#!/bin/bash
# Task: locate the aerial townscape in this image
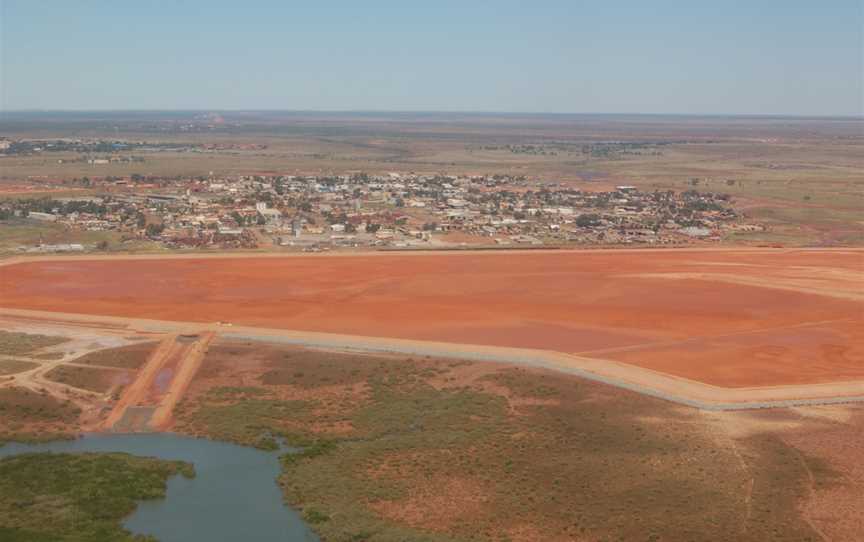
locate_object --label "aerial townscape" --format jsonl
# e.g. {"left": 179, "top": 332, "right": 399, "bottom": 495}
{"left": 1, "top": 3, "right": 862, "bottom": 542}
{"left": 2, "top": 143, "right": 758, "bottom": 254}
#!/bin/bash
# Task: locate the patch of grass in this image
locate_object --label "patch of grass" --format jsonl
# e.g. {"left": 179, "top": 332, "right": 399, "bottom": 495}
{"left": 487, "top": 369, "right": 562, "bottom": 398}
{"left": 0, "top": 388, "right": 81, "bottom": 444}
{"left": 736, "top": 433, "right": 835, "bottom": 537}
{"left": 801, "top": 452, "right": 845, "bottom": 491}
{"left": 206, "top": 386, "right": 272, "bottom": 399}
{"left": 280, "top": 439, "right": 338, "bottom": 468}
{"left": 0, "top": 452, "right": 194, "bottom": 541}
{"left": 0, "top": 218, "right": 125, "bottom": 253}
{"left": 0, "top": 359, "right": 38, "bottom": 376}
{"left": 303, "top": 508, "right": 331, "bottom": 525}
{"left": 278, "top": 384, "right": 509, "bottom": 541}
{"left": 256, "top": 436, "right": 280, "bottom": 451}
{"left": 0, "top": 387, "right": 80, "bottom": 425}
{"left": 0, "top": 331, "right": 68, "bottom": 357}
{"left": 261, "top": 350, "right": 403, "bottom": 388}
{"left": 0, "top": 433, "right": 77, "bottom": 448}
{"left": 72, "top": 342, "right": 157, "bottom": 369}
{"left": 43, "top": 365, "right": 120, "bottom": 393}
{"left": 176, "top": 396, "right": 311, "bottom": 449}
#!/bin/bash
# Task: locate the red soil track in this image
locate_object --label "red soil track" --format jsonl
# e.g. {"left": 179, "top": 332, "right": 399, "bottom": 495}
{"left": 1, "top": 249, "right": 862, "bottom": 388}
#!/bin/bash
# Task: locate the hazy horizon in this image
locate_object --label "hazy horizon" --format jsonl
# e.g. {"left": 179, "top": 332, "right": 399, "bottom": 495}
{"left": 2, "top": 109, "right": 862, "bottom": 121}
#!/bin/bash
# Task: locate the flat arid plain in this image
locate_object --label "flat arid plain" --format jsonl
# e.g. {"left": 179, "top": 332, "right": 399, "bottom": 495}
{"left": 2, "top": 248, "right": 861, "bottom": 392}
{"left": 1, "top": 113, "right": 863, "bottom": 541}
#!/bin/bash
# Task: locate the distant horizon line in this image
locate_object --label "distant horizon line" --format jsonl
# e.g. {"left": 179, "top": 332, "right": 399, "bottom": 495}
{"left": 2, "top": 109, "right": 862, "bottom": 121}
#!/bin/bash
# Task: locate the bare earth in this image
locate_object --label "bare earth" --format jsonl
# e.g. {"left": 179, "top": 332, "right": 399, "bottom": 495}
{"left": 1, "top": 248, "right": 861, "bottom": 389}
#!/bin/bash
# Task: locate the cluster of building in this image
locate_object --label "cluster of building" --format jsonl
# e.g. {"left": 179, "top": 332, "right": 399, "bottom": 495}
{"left": 2, "top": 172, "right": 762, "bottom": 252}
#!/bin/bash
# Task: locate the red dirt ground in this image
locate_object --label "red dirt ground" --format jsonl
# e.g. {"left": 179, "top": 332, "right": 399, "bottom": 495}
{"left": 1, "top": 249, "right": 861, "bottom": 388}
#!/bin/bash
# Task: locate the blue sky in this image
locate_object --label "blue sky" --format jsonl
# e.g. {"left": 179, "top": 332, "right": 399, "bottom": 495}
{"left": 1, "top": 1, "right": 861, "bottom": 115}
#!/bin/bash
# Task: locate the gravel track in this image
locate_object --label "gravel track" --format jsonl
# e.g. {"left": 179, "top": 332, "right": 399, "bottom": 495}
{"left": 2, "top": 307, "right": 863, "bottom": 412}
{"left": 221, "top": 330, "right": 864, "bottom": 412}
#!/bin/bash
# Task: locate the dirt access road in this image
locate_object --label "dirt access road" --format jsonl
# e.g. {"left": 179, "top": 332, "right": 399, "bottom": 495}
{"left": 0, "top": 315, "right": 155, "bottom": 423}
{"left": 101, "top": 332, "right": 214, "bottom": 431}
{"left": 2, "top": 308, "right": 862, "bottom": 411}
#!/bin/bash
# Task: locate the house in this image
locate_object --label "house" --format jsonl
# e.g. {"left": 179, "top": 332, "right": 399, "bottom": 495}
{"left": 28, "top": 212, "right": 57, "bottom": 222}
{"left": 678, "top": 226, "right": 711, "bottom": 238}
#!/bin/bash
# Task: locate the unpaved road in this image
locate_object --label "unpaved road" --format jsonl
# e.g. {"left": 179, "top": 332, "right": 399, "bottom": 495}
{"left": 149, "top": 332, "right": 215, "bottom": 430}
{"left": 2, "top": 307, "right": 862, "bottom": 412}
{"left": 102, "top": 334, "right": 179, "bottom": 430}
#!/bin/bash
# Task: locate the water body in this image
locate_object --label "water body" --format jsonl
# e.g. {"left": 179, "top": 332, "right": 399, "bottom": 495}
{"left": 0, "top": 433, "right": 318, "bottom": 542}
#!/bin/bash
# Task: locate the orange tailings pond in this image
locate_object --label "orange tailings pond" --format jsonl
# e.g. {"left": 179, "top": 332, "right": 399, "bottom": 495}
{"left": 2, "top": 249, "right": 862, "bottom": 388}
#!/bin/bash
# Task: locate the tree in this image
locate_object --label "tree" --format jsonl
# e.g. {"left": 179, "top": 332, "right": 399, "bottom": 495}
{"left": 145, "top": 223, "right": 164, "bottom": 237}
{"left": 576, "top": 214, "right": 601, "bottom": 228}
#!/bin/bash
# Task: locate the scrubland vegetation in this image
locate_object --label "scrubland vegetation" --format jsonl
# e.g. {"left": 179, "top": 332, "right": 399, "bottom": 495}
{"left": 0, "top": 452, "right": 193, "bottom": 541}
{"left": 0, "top": 388, "right": 80, "bottom": 443}
{"left": 0, "top": 330, "right": 68, "bottom": 357}
{"left": 72, "top": 342, "right": 157, "bottom": 369}
{"left": 173, "top": 344, "right": 832, "bottom": 541}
